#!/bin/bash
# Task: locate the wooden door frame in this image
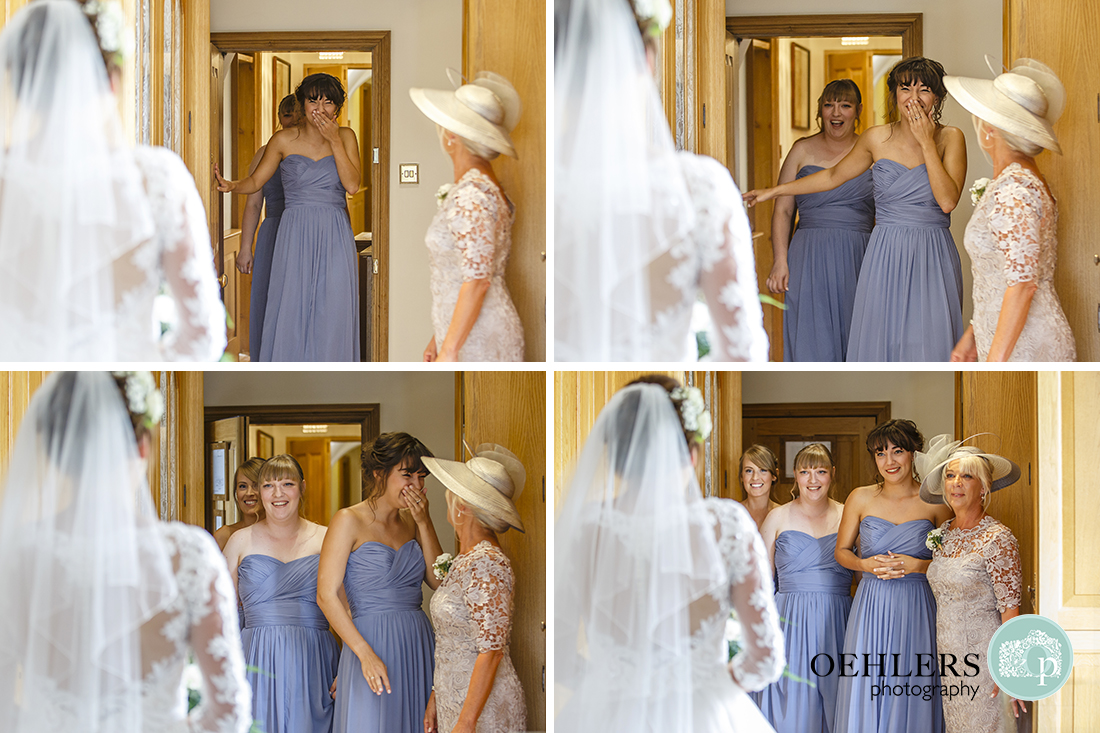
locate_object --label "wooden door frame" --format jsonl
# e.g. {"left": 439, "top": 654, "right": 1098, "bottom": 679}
{"left": 742, "top": 401, "right": 891, "bottom": 423}
{"left": 209, "top": 31, "right": 392, "bottom": 361}
{"left": 205, "top": 403, "right": 381, "bottom": 441}
{"left": 726, "top": 13, "right": 923, "bottom": 58}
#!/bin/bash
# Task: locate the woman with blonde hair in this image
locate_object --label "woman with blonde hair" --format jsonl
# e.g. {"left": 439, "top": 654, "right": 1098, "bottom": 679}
{"left": 740, "top": 444, "right": 780, "bottom": 529}
{"left": 753, "top": 443, "right": 850, "bottom": 732}
{"left": 214, "top": 457, "right": 267, "bottom": 551}
{"left": 945, "top": 59, "right": 1075, "bottom": 361}
{"left": 224, "top": 454, "right": 338, "bottom": 733}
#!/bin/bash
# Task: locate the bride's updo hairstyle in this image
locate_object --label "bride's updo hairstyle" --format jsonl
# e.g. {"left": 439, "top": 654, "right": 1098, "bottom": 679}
{"left": 866, "top": 418, "right": 925, "bottom": 484}
{"left": 361, "top": 432, "right": 434, "bottom": 506}
{"left": 40, "top": 372, "right": 159, "bottom": 465}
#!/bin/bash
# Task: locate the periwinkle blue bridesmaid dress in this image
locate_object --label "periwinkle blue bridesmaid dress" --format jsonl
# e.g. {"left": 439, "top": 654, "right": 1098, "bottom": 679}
{"left": 249, "top": 170, "right": 285, "bottom": 359}
{"left": 240, "top": 554, "right": 339, "bottom": 733}
{"left": 833, "top": 516, "right": 944, "bottom": 733}
{"left": 752, "top": 531, "right": 853, "bottom": 733}
{"left": 332, "top": 539, "right": 435, "bottom": 733}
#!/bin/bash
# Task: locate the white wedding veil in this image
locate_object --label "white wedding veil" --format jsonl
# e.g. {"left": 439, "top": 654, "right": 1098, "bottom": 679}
{"left": 555, "top": 383, "right": 727, "bottom": 731}
{"left": 554, "top": 0, "right": 696, "bottom": 360}
{"left": 0, "top": 372, "right": 177, "bottom": 733}
{"left": 0, "top": 0, "right": 155, "bottom": 359}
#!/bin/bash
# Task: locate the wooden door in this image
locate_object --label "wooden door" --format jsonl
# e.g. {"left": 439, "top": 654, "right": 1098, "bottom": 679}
{"left": 460, "top": 371, "right": 545, "bottom": 731}
{"left": 464, "top": 0, "right": 546, "bottom": 361}
{"left": 1005, "top": 1, "right": 1100, "bottom": 361}
{"left": 1036, "top": 372, "right": 1100, "bottom": 733}
{"left": 205, "top": 416, "right": 249, "bottom": 532}
{"left": 287, "top": 437, "right": 331, "bottom": 526}
{"left": 746, "top": 40, "right": 781, "bottom": 361}
{"left": 210, "top": 45, "right": 227, "bottom": 318}
{"left": 825, "top": 50, "right": 871, "bottom": 131}
{"left": 742, "top": 403, "right": 890, "bottom": 504}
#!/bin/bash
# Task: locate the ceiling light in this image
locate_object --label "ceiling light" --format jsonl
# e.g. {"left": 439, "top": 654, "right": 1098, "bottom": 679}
{"left": 302, "top": 424, "right": 329, "bottom": 433}
{"left": 841, "top": 37, "right": 869, "bottom": 46}
{"left": 318, "top": 52, "right": 344, "bottom": 61}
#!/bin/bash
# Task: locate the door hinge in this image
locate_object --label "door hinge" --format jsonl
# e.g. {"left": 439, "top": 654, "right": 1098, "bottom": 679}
{"left": 373, "top": 259, "right": 379, "bottom": 275}
{"left": 373, "top": 147, "right": 380, "bottom": 164}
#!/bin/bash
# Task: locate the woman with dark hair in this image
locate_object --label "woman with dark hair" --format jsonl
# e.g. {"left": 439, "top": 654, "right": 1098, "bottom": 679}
{"left": 556, "top": 374, "right": 784, "bottom": 732}
{"left": 746, "top": 58, "right": 968, "bottom": 362}
{"left": 217, "top": 73, "right": 361, "bottom": 361}
{"left": 832, "top": 420, "right": 953, "bottom": 732}
{"left": 224, "top": 454, "right": 338, "bottom": 733}
{"left": 767, "top": 79, "right": 874, "bottom": 361}
{"left": 214, "top": 456, "right": 268, "bottom": 551}
{"left": 0, "top": 372, "right": 250, "bottom": 733}
{"left": 318, "top": 433, "right": 442, "bottom": 733}
{"left": 0, "top": 1, "right": 225, "bottom": 360}
{"left": 236, "top": 94, "right": 304, "bottom": 359}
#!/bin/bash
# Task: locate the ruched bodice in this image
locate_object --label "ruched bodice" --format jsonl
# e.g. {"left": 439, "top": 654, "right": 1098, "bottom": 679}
{"left": 280, "top": 155, "right": 347, "bottom": 209}
{"left": 262, "top": 168, "right": 286, "bottom": 218}
{"left": 775, "top": 531, "right": 853, "bottom": 594}
{"left": 871, "top": 160, "right": 950, "bottom": 228}
{"left": 858, "top": 516, "right": 933, "bottom": 583}
{"left": 795, "top": 166, "right": 874, "bottom": 232}
{"left": 239, "top": 554, "right": 328, "bottom": 630}
{"left": 344, "top": 540, "right": 425, "bottom": 616}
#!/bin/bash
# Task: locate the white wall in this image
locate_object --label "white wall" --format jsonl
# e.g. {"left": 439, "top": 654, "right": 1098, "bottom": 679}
{"left": 205, "top": 370, "right": 458, "bottom": 606}
{"left": 727, "top": 0, "right": 1004, "bottom": 325}
{"left": 212, "top": 1, "right": 463, "bottom": 361}
{"left": 742, "top": 370, "right": 956, "bottom": 439}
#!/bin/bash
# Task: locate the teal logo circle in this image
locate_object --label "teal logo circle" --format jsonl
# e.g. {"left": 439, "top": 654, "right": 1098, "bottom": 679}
{"left": 987, "top": 615, "right": 1074, "bottom": 701}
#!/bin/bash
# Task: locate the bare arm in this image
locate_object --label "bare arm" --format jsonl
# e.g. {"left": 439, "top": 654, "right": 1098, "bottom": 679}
{"left": 436, "top": 280, "right": 491, "bottom": 361}
{"left": 452, "top": 650, "right": 505, "bottom": 733}
{"left": 236, "top": 147, "right": 267, "bottom": 274}
{"left": 401, "top": 489, "right": 444, "bottom": 590}
{"left": 766, "top": 142, "right": 807, "bottom": 293}
{"left": 216, "top": 133, "right": 286, "bottom": 195}
{"left": 332, "top": 127, "right": 362, "bottom": 195}
{"left": 919, "top": 125, "right": 967, "bottom": 213}
{"left": 759, "top": 508, "right": 782, "bottom": 577}
{"left": 745, "top": 133, "right": 874, "bottom": 207}
{"left": 222, "top": 530, "right": 246, "bottom": 600}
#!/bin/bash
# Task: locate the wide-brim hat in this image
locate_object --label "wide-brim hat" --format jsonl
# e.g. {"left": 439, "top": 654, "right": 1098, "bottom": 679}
{"left": 423, "top": 444, "right": 525, "bottom": 532}
{"left": 445, "top": 69, "right": 522, "bottom": 133}
{"left": 410, "top": 74, "right": 518, "bottom": 159}
{"left": 916, "top": 434, "right": 1021, "bottom": 505}
{"left": 944, "top": 57, "right": 1064, "bottom": 154}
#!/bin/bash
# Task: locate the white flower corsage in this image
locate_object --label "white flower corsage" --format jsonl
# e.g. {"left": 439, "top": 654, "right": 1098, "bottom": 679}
{"left": 436, "top": 183, "right": 454, "bottom": 209}
{"left": 433, "top": 552, "right": 454, "bottom": 580}
{"left": 633, "top": 0, "right": 673, "bottom": 35}
{"left": 969, "top": 177, "right": 991, "bottom": 206}
{"left": 111, "top": 371, "right": 165, "bottom": 429}
{"left": 926, "top": 527, "right": 946, "bottom": 552}
{"left": 670, "top": 385, "right": 711, "bottom": 443}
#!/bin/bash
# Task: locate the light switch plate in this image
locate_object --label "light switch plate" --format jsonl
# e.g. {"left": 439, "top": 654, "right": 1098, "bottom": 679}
{"left": 399, "top": 163, "right": 419, "bottom": 184}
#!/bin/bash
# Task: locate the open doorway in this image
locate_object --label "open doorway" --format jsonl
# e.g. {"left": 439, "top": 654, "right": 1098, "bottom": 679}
{"left": 210, "top": 32, "right": 391, "bottom": 362}
{"left": 725, "top": 14, "right": 921, "bottom": 360}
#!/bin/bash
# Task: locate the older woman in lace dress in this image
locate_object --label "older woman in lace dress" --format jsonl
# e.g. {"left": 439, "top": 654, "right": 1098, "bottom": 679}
{"left": 920, "top": 436, "right": 1026, "bottom": 732}
{"left": 946, "top": 59, "right": 1075, "bottom": 362}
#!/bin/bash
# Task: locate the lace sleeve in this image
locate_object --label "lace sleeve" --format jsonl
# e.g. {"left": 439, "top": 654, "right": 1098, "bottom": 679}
{"left": 175, "top": 526, "right": 251, "bottom": 733}
{"left": 446, "top": 177, "right": 501, "bottom": 282}
{"left": 681, "top": 154, "right": 768, "bottom": 362}
{"left": 137, "top": 147, "right": 227, "bottom": 361}
{"left": 461, "top": 546, "right": 516, "bottom": 653}
{"left": 983, "top": 525, "right": 1022, "bottom": 614}
{"left": 987, "top": 172, "right": 1044, "bottom": 287}
{"left": 705, "top": 499, "right": 784, "bottom": 691}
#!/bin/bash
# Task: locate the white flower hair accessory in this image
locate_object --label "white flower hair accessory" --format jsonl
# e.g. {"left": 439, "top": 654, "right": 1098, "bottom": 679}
{"left": 82, "top": 0, "right": 129, "bottom": 67}
{"left": 633, "top": 0, "right": 673, "bottom": 36}
{"left": 970, "top": 177, "right": 991, "bottom": 205}
{"left": 670, "top": 386, "right": 711, "bottom": 443}
{"left": 111, "top": 371, "right": 164, "bottom": 429}
{"left": 436, "top": 183, "right": 454, "bottom": 209}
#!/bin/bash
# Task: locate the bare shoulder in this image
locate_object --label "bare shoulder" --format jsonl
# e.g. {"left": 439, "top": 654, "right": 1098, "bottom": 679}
{"left": 845, "top": 484, "right": 878, "bottom": 507}
{"left": 759, "top": 503, "right": 787, "bottom": 536}
{"left": 212, "top": 523, "right": 234, "bottom": 550}
{"left": 338, "top": 126, "right": 359, "bottom": 144}
{"left": 223, "top": 523, "right": 252, "bottom": 559}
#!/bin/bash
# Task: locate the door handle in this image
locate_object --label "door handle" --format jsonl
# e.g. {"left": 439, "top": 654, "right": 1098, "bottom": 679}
{"left": 219, "top": 273, "right": 228, "bottom": 288}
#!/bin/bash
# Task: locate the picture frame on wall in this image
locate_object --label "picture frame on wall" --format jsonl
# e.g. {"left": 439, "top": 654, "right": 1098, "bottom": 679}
{"left": 256, "top": 430, "right": 275, "bottom": 460}
{"left": 273, "top": 56, "right": 291, "bottom": 128}
{"left": 791, "top": 43, "right": 810, "bottom": 130}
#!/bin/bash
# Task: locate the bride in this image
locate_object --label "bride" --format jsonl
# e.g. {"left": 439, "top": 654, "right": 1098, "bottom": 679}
{"left": 0, "top": 372, "right": 251, "bottom": 733}
{"left": 556, "top": 376, "right": 784, "bottom": 731}
{"left": 0, "top": 0, "right": 225, "bottom": 360}
{"left": 555, "top": 0, "right": 768, "bottom": 361}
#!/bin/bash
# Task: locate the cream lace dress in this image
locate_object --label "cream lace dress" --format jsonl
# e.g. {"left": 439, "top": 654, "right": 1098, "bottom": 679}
{"left": 430, "top": 541, "right": 525, "bottom": 732}
{"left": 964, "top": 163, "right": 1075, "bottom": 361}
{"left": 425, "top": 169, "right": 524, "bottom": 361}
{"left": 926, "top": 515, "right": 1021, "bottom": 733}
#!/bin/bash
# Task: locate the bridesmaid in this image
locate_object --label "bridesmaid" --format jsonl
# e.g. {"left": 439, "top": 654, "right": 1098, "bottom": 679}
{"left": 753, "top": 444, "right": 851, "bottom": 733}
{"left": 214, "top": 457, "right": 266, "bottom": 551}
{"left": 740, "top": 444, "right": 781, "bottom": 529}
{"left": 833, "top": 420, "right": 952, "bottom": 733}
{"left": 318, "top": 433, "right": 442, "bottom": 733}
{"left": 224, "top": 455, "right": 338, "bottom": 733}
{"left": 767, "top": 80, "right": 874, "bottom": 361}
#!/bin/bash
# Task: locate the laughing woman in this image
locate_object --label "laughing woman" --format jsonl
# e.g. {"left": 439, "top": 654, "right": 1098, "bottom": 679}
{"left": 753, "top": 444, "right": 851, "bottom": 733}
{"left": 318, "top": 433, "right": 442, "bottom": 733}
{"left": 833, "top": 420, "right": 953, "bottom": 732}
{"left": 224, "top": 455, "right": 339, "bottom": 733}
